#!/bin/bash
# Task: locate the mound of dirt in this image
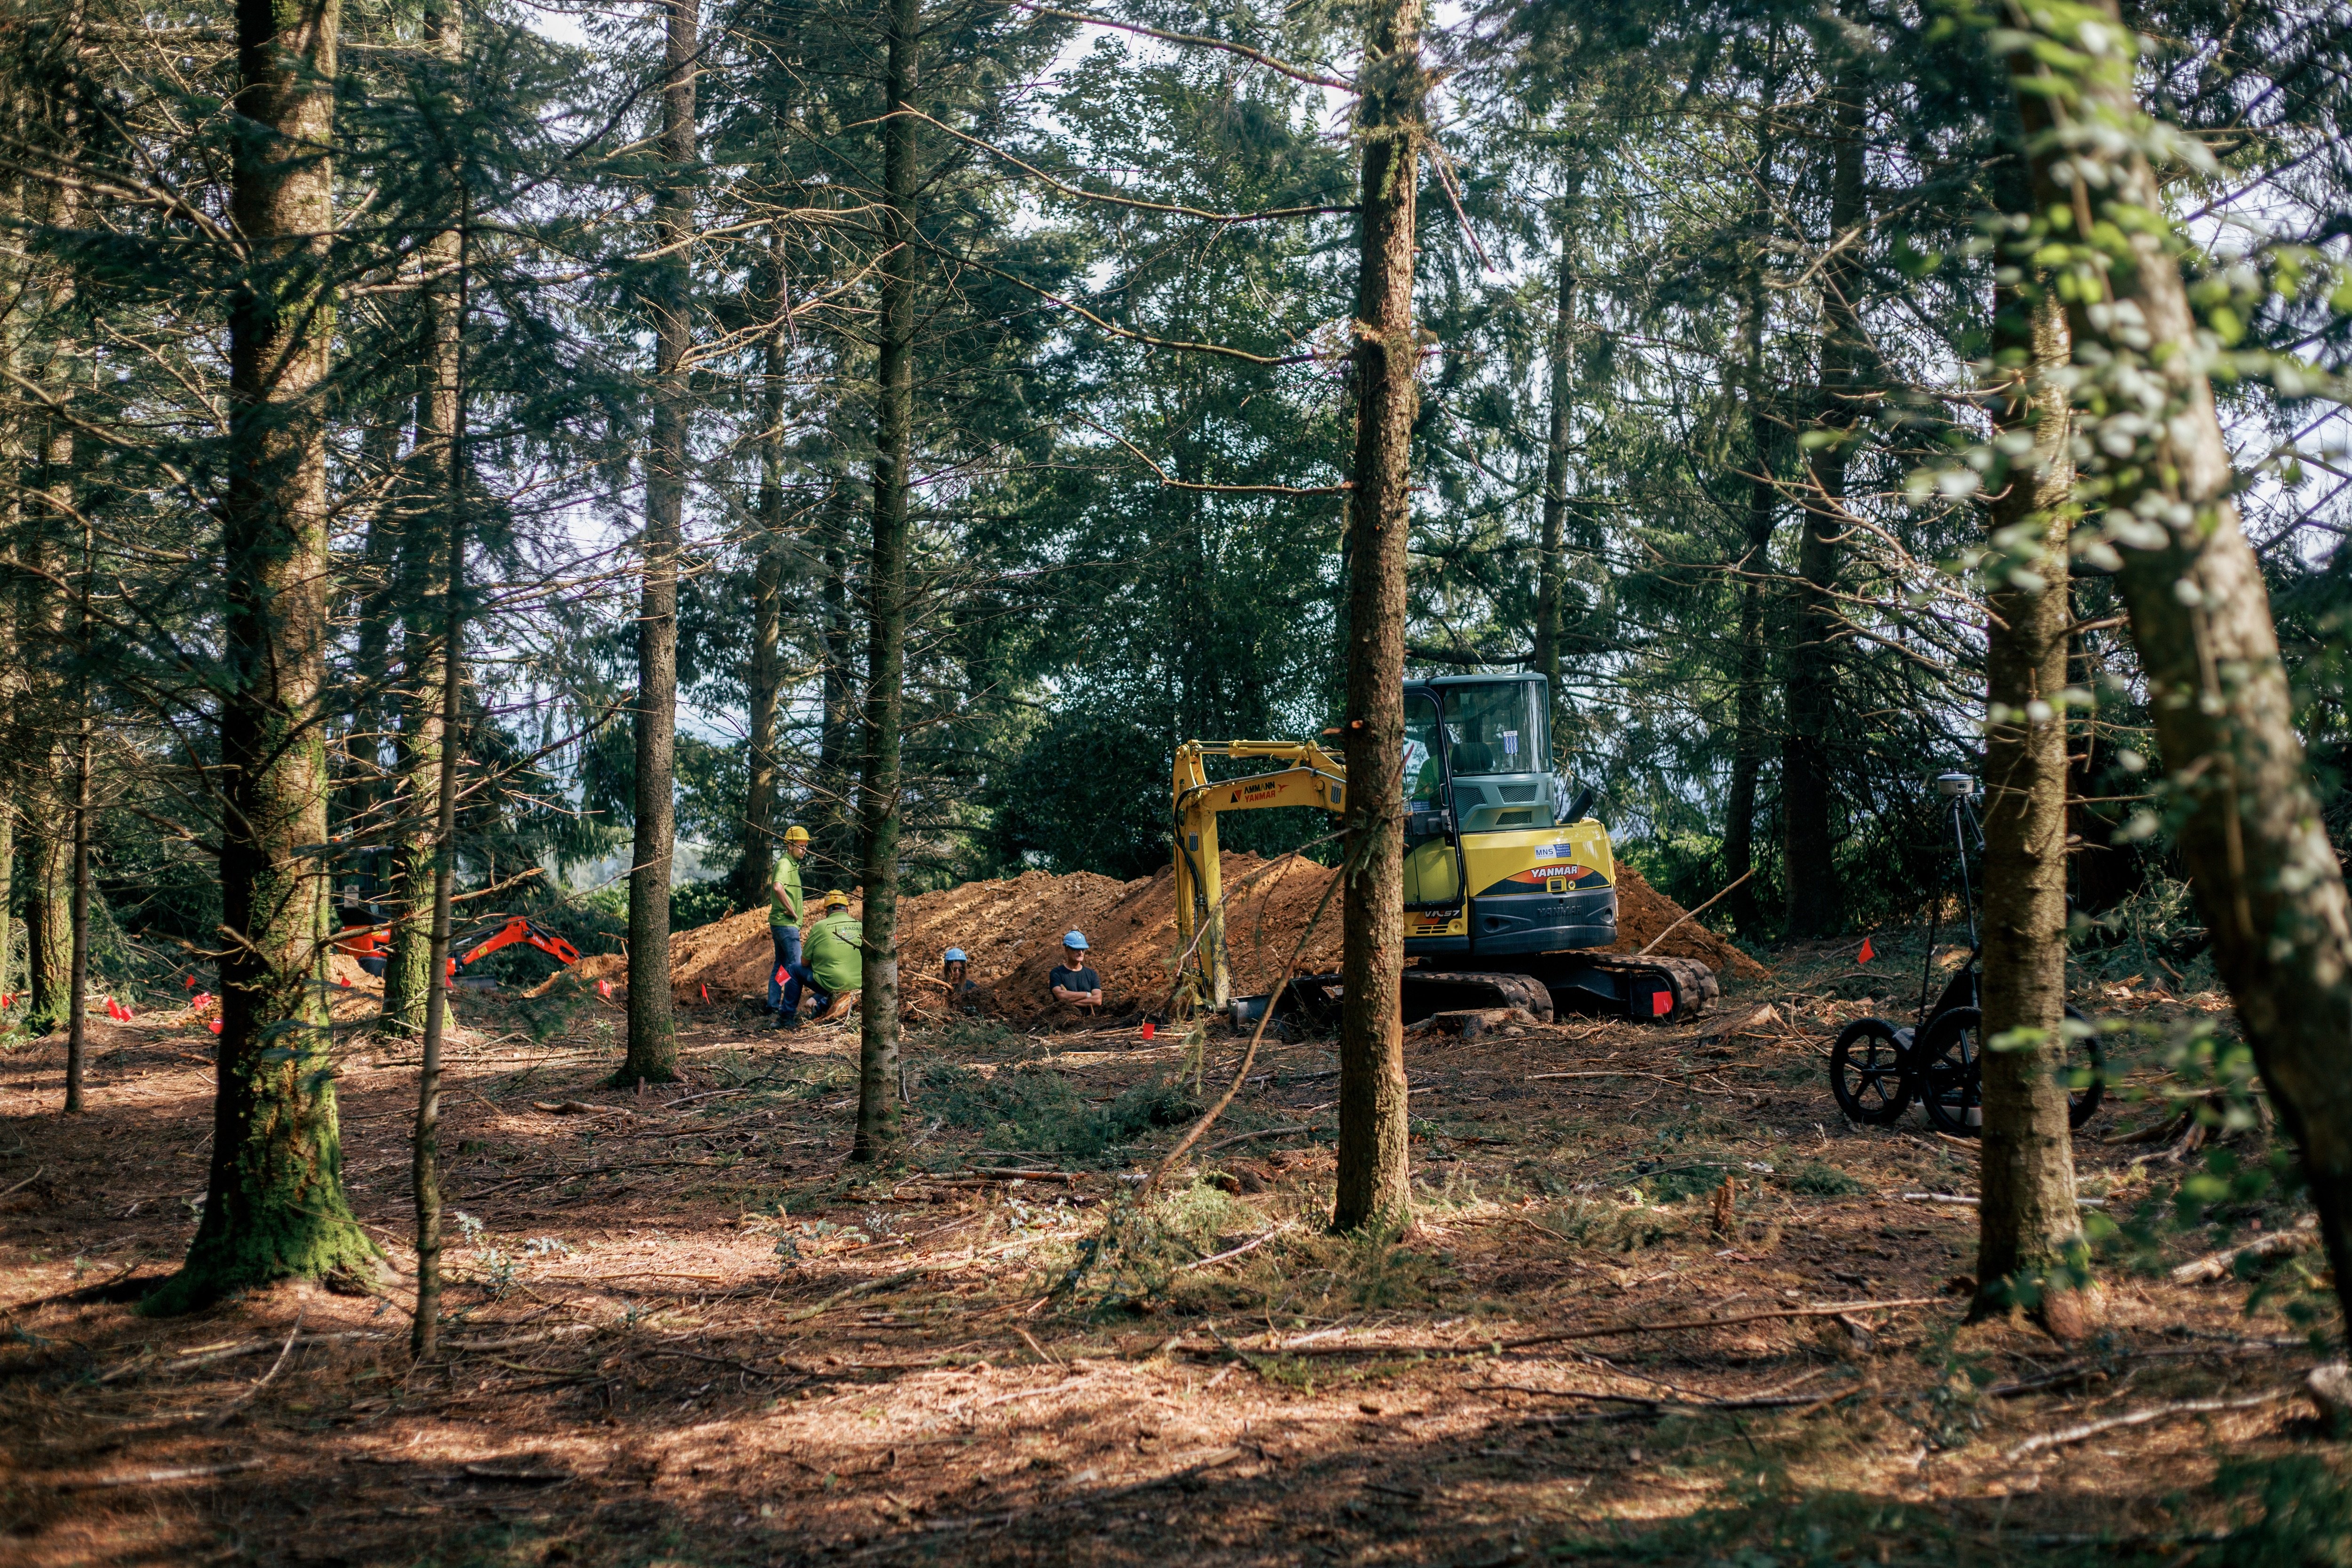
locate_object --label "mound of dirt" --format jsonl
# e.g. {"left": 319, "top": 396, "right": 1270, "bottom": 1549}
{"left": 1611, "top": 865, "right": 1770, "bottom": 981}
{"left": 570, "top": 851, "right": 1764, "bottom": 1018}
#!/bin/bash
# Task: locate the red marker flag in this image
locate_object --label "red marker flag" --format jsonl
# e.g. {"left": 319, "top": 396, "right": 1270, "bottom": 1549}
{"left": 185, "top": 975, "right": 198, "bottom": 990}
{"left": 207, "top": 1017, "right": 222, "bottom": 1035}
{"left": 596, "top": 978, "right": 613, "bottom": 999}
{"left": 700, "top": 982, "right": 710, "bottom": 1004}
{"left": 1858, "top": 936, "right": 1876, "bottom": 963}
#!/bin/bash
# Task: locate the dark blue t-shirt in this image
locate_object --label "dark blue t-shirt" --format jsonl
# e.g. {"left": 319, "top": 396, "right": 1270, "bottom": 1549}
{"left": 1049, "top": 964, "right": 1100, "bottom": 999}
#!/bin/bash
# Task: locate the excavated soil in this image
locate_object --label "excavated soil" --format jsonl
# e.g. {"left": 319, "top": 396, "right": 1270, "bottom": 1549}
{"left": 572, "top": 856, "right": 1766, "bottom": 1021}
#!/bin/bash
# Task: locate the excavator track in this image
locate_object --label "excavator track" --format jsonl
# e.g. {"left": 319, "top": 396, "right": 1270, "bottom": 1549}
{"left": 1398, "top": 970, "right": 1556, "bottom": 1025}
{"left": 1555, "top": 955, "right": 1717, "bottom": 1024}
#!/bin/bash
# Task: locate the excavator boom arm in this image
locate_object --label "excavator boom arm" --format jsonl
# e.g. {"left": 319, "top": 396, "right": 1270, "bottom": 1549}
{"left": 1173, "top": 740, "right": 1348, "bottom": 1006}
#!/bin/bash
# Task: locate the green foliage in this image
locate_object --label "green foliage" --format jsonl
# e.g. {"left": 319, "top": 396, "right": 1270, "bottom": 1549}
{"left": 917, "top": 1063, "right": 1202, "bottom": 1164}
{"left": 1788, "top": 1161, "right": 1867, "bottom": 1197}
{"left": 2209, "top": 1456, "right": 2352, "bottom": 1567}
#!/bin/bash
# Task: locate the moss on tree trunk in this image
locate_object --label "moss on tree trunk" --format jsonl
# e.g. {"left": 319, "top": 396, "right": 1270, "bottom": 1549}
{"left": 146, "top": 0, "right": 375, "bottom": 1312}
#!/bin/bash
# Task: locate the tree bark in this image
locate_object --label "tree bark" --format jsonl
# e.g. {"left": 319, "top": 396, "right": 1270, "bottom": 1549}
{"left": 817, "top": 484, "right": 859, "bottom": 884}
{"left": 23, "top": 764, "right": 69, "bottom": 1034}
{"left": 620, "top": 0, "right": 699, "bottom": 1087}
{"left": 731, "top": 230, "right": 789, "bottom": 915}
{"left": 380, "top": 182, "right": 465, "bottom": 1043}
{"left": 1780, "top": 77, "right": 1865, "bottom": 939}
{"left": 1723, "top": 239, "right": 1779, "bottom": 933}
{"left": 852, "top": 0, "right": 919, "bottom": 1163}
{"left": 1331, "top": 0, "right": 1423, "bottom": 1235}
{"left": 64, "top": 728, "right": 88, "bottom": 1113}
{"left": 22, "top": 423, "right": 72, "bottom": 1036}
{"left": 1996, "top": 3, "right": 2352, "bottom": 1324}
{"left": 408, "top": 0, "right": 465, "bottom": 1362}
{"left": 0, "top": 804, "right": 13, "bottom": 1007}
{"left": 146, "top": 0, "right": 375, "bottom": 1313}
{"left": 1972, "top": 274, "right": 2090, "bottom": 1338}
{"left": 1531, "top": 239, "right": 1573, "bottom": 750}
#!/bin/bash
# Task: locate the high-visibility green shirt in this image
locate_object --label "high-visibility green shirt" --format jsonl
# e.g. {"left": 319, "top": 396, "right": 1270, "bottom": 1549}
{"left": 769, "top": 853, "right": 804, "bottom": 927}
{"left": 804, "top": 911, "right": 864, "bottom": 994}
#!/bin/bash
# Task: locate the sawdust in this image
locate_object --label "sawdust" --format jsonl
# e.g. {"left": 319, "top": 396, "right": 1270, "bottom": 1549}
{"left": 571, "top": 852, "right": 1764, "bottom": 1018}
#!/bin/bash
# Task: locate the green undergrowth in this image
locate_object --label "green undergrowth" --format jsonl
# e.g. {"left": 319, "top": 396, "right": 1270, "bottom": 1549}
{"left": 916, "top": 1062, "right": 1205, "bottom": 1165}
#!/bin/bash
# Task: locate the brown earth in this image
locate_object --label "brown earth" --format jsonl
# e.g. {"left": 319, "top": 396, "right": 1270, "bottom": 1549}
{"left": 1, "top": 943, "right": 2330, "bottom": 1568}
{"left": 572, "top": 857, "right": 1767, "bottom": 1020}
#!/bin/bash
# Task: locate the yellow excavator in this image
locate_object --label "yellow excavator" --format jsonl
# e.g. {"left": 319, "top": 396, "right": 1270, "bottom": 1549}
{"left": 1172, "top": 673, "right": 1718, "bottom": 1026}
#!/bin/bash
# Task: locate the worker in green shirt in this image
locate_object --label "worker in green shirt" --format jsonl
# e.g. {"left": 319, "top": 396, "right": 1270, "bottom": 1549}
{"left": 764, "top": 825, "right": 812, "bottom": 1027}
{"left": 779, "top": 890, "right": 862, "bottom": 1028}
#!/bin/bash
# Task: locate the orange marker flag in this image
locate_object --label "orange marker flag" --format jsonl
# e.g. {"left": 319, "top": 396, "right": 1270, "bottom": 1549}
{"left": 1858, "top": 936, "right": 1876, "bottom": 963}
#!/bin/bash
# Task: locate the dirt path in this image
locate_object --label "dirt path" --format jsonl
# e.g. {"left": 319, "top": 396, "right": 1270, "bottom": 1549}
{"left": 0, "top": 957, "right": 2337, "bottom": 1567}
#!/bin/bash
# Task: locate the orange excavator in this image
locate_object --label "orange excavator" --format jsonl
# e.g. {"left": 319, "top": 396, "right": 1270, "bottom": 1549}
{"left": 335, "top": 912, "right": 582, "bottom": 981}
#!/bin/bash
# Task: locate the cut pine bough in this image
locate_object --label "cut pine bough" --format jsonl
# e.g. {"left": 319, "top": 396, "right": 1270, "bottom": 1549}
{"left": 1172, "top": 1297, "right": 1945, "bottom": 1360}
{"left": 2004, "top": 1387, "right": 2300, "bottom": 1460}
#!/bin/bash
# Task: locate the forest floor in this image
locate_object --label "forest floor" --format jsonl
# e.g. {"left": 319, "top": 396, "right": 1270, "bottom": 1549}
{"left": 1, "top": 940, "right": 2343, "bottom": 1567}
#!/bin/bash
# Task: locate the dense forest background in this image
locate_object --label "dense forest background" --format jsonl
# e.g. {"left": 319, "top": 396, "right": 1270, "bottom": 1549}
{"left": 4, "top": 0, "right": 2350, "bottom": 1018}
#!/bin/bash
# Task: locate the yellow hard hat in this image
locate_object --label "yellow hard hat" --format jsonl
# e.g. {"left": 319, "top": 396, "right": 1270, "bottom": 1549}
{"left": 823, "top": 890, "right": 851, "bottom": 908}
{"left": 782, "top": 825, "right": 811, "bottom": 844}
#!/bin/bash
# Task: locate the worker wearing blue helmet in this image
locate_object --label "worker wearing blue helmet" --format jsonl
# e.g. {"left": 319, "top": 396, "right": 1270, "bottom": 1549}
{"left": 942, "top": 947, "right": 972, "bottom": 994}
{"left": 1049, "top": 930, "right": 1101, "bottom": 1011}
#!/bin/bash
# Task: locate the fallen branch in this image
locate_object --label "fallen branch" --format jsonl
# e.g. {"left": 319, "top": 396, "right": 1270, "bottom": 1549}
{"left": 1183, "top": 1221, "right": 1296, "bottom": 1272}
{"left": 2004, "top": 1387, "right": 2298, "bottom": 1459}
{"left": 1634, "top": 869, "right": 1753, "bottom": 957}
{"left": 1478, "top": 1383, "right": 1851, "bottom": 1414}
{"left": 783, "top": 1268, "right": 930, "bottom": 1323}
{"left": 1202, "top": 1123, "right": 1322, "bottom": 1153}
{"left": 57, "top": 1457, "right": 269, "bottom": 1491}
{"left": 967, "top": 1167, "right": 1081, "bottom": 1184}
{"left": 207, "top": 1311, "right": 302, "bottom": 1427}
{"left": 2170, "top": 1224, "right": 2318, "bottom": 1284}
{"left": 1145, "top": 867, "right": 1342, "bottom": 1196}
{"left": 1242, "top": 1297, "right": 1946, "bottom": 1357}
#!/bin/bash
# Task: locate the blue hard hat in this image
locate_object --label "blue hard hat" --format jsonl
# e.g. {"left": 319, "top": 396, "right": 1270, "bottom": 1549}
{"left": 1063, "top": 931, "right": 1089, "bottom": 951}
{"left": 944, "top": 948, "right": 967, "bottom": 963}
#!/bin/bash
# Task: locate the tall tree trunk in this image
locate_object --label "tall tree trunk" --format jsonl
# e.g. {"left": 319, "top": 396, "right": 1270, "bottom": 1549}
{"left": 1972, "top": 274, "right": 2090, "bottom": 1338}
{"left": 1331, "top": 0, "right": 1424, "bottom": 1235}
{"left": 0, "top": 804, "right": 13, "bottom": 1006}
{"left": 22, "top": 422, "right": 73, "bottom": 1036}
{"left": 852, "top": 0, "right": 919, "bottom": 1163}
{"left": 408, "top": 0, "right": 465, "bottom": 1362}
{"left": 1781, "top": 77, "right": 1866, "bottom": 939}
{"left": 731, "top": 231, "right": 789, "bottom": 915}
{"left": 64, "top": 728, "right": 88, "bottom": 1113}
{"left": 21, "top": 0, "right": 80, "bottom": 1041}
{"left": 381, "top": 195, "right": 465, "bottom": 1041}
{"left": 23, "top": 758, "right": 69, "bottom": 1034}
{"left": 1998, "top": 5, "right": 2352, "bottom": 1322}
{"left": 65, "top": 512, "right": 92, "bottom": 1115}
{"left": 620, "top": 0, "right": 699, "bottom": 1087}
{"left": 1531, "top": 238, "right": 1573, "bottom": 751}
{"left": 1723, "top": 250, "right": 1779, "bottom": 933}
{"left": 146, "top": 0, "right": 375, "bottom": 1313}
{"left": 816, "top": 482, "right": 859, "bottom": 884}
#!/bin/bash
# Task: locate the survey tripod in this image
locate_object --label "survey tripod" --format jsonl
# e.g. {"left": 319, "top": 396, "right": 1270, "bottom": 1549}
{"left": 1828, "top": 773, "right": 2105, "bottom": 1136}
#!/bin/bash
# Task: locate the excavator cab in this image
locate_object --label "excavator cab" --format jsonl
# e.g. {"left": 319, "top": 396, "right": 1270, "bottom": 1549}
{"left": 1173, "top": 672, "right": 1717, "bottom": 1024}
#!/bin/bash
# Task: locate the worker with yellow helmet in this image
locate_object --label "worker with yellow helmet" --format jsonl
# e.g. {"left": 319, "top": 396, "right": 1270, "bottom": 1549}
{"left": 779, "top": 889, "right": 861, "bottom": 1028}
{"left": 764, "top": 826, "right": 812, "bottom": 1027}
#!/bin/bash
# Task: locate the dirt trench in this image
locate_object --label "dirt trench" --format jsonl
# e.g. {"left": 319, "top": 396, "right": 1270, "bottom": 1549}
{"left": 570, "top": 855, "right": 1765, "bottom": 1021}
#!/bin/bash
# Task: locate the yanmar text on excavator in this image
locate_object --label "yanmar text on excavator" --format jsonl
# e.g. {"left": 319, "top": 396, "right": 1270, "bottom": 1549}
{"left": 1173, "top": 673, "right": 1718, "bottom": 1027}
